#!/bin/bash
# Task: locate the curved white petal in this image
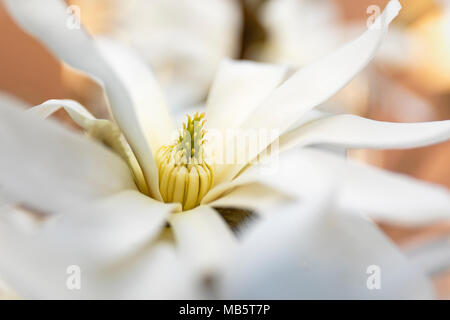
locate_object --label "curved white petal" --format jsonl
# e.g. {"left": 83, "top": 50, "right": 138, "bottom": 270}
{"left": 206, "top": 59, "right": 290, "bottom": 131}
{"left": 29, "top": 99, "right": 96, "bottom": 124}
{"left": 215, "top": 0, "right": 401, "bottom": 184}
{"left": 30, "top": 99, "right": 149, "bottom": 194}
{"left": 169, "top": 206, "right": 237, "bottom": 275}
{"left": 242, "top": 0, "right": 400, "bottom": 132}
{"left": 3, "top": 0, "right": 173, "bottom": 200}
{"left": 219, "top": 199, "right": 434, "bottom": 299}
{"left": 0, "top": 99, "right": 135, "bottom": 216}
{"left": 279, "top": 114, "right": 450, "bottom": 152}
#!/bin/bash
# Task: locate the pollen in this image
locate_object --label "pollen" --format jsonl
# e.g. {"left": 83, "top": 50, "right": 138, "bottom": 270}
{"left": 156, "top": 112, "right": 213, "bottom": 210}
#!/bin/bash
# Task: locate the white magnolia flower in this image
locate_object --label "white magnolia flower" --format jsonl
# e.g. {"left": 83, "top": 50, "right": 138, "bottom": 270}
{"left": 67, "top": 0, "right": 242, "bottom": 110}
{"left": 1, "top": 0, "right": 449, "bottom": 299}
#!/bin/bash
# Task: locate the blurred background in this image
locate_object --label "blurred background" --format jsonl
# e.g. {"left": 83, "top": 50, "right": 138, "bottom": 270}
{"left": 0, "top": 0, "right": 449, "bottom": 298}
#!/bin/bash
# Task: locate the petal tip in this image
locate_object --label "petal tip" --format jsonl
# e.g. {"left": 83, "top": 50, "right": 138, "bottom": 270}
{"left": 386, "top": 0, "right": 402, "bottom": 24}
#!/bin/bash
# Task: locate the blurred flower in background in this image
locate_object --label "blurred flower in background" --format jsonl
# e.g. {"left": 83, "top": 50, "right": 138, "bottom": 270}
{"left": 68, "top": 0, "right": 242, "bottom": 110}
{"left": 381, "top": 0, "right": 450, "bottom": 93}
{"left": 243, "top": 0, "right": 371, "bottom": 115}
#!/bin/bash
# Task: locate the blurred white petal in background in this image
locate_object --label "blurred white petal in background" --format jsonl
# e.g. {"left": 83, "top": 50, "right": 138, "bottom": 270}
{"left": 69, "top": 0, "right": 242, "bottom": 110}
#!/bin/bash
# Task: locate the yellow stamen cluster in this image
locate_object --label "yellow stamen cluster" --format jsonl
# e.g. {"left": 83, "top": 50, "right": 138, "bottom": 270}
{"left": 156, "top": 112, "right": 213, "bottom": 210}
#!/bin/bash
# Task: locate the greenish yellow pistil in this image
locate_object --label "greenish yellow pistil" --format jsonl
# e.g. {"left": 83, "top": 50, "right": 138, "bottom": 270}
{"left": 156, "top": 112, "right": 213, "bottom": 210}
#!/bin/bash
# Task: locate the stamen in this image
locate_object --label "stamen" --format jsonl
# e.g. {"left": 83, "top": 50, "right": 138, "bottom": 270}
{"left": 156, "top": 113, "right": 213, "bottom": 210}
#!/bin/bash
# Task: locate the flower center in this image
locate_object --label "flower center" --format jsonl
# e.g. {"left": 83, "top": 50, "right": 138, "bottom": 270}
{"left": 156, "top": 112, "right": 213, "bottom": 210}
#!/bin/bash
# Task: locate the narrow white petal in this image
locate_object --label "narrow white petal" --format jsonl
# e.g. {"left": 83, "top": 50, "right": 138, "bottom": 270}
{"left": 29, "top": 99, "right": 96, "bottom": 125}
{"left": 220, "top": 199, "right": 434, "bottom": 299}
{"left": 3, "top": 0, "right": 172, "bottom": 199}
{"left": 215, "top": 0, "right": 401, "bottom": 184}
{"left": 243, "top": 0, "right": 401, "bottom": 132}
{"left": 206, "top": 59, "right": 290, "bottom": 131}
{"left": 278, "top": 114, "right": 450, "bottom": 152}
{"left": 0, "top": 101, "right": 135, "bottom": 216}
{"left": 169, "top": 206, "right": 237, "bottom": 274}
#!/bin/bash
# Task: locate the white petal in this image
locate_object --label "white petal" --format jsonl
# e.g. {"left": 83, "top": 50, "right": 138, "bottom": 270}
{"left": 208, "top": 183, "right": 293, "bottom": 217}
{"left": 215, "top": 0, "right": 401, "bottom": 183}
{"left": 95, "top": 37, "right": 175, "bottom": 152}
{"left": 206, "top": 59, "right": 290, "bottom": 131}
{"left": 169, "top": 206, "right": 237, "bottom": 275}
{"left": 0, "top": 224, "right": 193, "bottom": 299}
{"left": 3, "top": 0, "right": 172, "bottom": 200}
{"left": 0, "top": 191, "right": 183, "bottom": 299}
{"left": 297, "top": 149, "right": 450, "bottom": 225}
{"left": 104, "top": 243, "right": 202, "bottom": 299}
{"left": 0, "top": 100, "right": 136, "bottom": 216}
{"left": 220, "top": 199, "right": 434, "bottom": 299}
{"left": 278, "top": 114, "right": 450, "bottom": 152}
{"left": 206, "top": 148, "right": 450, "bottom": 225}
{"left": 406, "top": 236, "right": 450, "bottom": 277}
{"left": 243, "top": 0, "right": 400, "bottom": 132}
{"left": 29, "top": 99, "right": 96, "bottom": 124}
{"left": 50, "top": 190, "right": 179, "bottom": 266}
{"left": 202, "top": 150, "right": 327, "bottom": 205}
{"left": 29, "top": 99, "right": 149, "bottom": 194}
{"left": 0, "top": 91, "right": 30, "bottom": 109}
{"left": 0, "top": 276, "right": 18, "bottom": 300}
